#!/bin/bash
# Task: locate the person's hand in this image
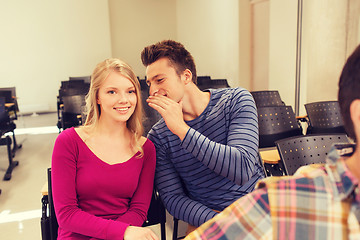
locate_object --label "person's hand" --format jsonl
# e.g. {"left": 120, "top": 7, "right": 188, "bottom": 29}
{"left": 124, "top": 226, "right": 159, "bottom": 240}
{"left": 147, "top": 95, "right": 189, "bottom": 140}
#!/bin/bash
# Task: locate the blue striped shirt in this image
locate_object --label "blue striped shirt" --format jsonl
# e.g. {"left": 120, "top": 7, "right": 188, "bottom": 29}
{"left": 148, "top": 88, "right": 265, "bottom": 227}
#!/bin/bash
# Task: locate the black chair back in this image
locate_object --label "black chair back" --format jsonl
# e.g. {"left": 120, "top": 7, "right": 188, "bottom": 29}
{"left": 304, "top": 101, "right": 345, "bottom": 134}
{"left": 251, "top": 90, "right": 285, "bottom": 107}
{"left": 276, "top": 133, "right": 349, "bottom": 175}
{"left": 0, "top": 87, "right": 19, "bottom": 112}
{"left": 142, "top": 187, "right": 167, "bottom": 240}
{"left": 47, "top": 168, "right": 59, "bottom": 239}
{"left": 140, "top": 80, "right": 161, "bottom": 136}
{"left": 197, "top": 78, "right": 230, "bottom": 90}
{"left": 59, "top": 94, "right": 87, "bottom": 130}
{"left": 69, "top": 76, "right": 91, "bottom": 83}
{"left": 258, "top": 106, "right": 303, "bottom": 148}
{"left": 0, "top": 97, "right": 8, "bottom": 124}
{"left": 62, "top": 95, "right": 86, "bottom": 114}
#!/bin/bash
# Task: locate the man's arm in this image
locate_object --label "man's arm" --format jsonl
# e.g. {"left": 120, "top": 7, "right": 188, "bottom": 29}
{"left": 150, "top": 89, "right": 260, "bottom": 186}
{"left": 181, "top": 89, "right": 260, "bottom": 185}
{"left": 184, "top": 187, "right": 272, "bottom": 239}
{"left": 149, "top": 131, "right": 218, "bottom": 227}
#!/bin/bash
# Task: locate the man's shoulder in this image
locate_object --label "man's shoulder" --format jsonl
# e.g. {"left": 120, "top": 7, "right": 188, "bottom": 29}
{"left": 211, "top": 87, "right": 251, "bottom": 98}
{"left": 256, "top": 164, "right": 327, "bottom": 191}
{"left": 210, "top": 87, "right": 254, "bottom": 106}
{"left": 147, "top": 119, "right": 177, "bottom": 145}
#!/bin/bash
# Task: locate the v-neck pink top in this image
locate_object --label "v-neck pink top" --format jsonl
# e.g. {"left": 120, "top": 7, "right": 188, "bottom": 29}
{"left": 51, "top": 127, "right": 156, "bottom": 239}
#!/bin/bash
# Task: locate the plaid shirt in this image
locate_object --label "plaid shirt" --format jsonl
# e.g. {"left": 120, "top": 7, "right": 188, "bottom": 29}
{"left": 185, "top": 144, "right": 360, "bottom": 240}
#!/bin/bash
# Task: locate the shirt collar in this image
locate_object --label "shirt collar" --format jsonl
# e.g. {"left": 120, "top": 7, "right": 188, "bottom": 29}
{"left": 325, "top": 143, "right": 359, "bottom": 201}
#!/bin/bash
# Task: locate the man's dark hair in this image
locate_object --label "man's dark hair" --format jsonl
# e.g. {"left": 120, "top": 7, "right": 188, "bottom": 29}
{"left": 338, "top": 44, "right": 360, "bottom": 142}
{"left": 141, "top": 40, "right": 197, "bottom": 84}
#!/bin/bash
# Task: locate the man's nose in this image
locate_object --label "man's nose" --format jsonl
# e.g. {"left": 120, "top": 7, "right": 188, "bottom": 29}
{"left": 149, "top": 85, "right": 158, "bottom": 96}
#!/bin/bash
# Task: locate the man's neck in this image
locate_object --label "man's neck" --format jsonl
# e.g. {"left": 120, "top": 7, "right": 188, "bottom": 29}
{"left": 182, "top": 84, "right": 211, "bottom": 121}
{"left": 346, "top": 146, "right": 360, "bottom": 181}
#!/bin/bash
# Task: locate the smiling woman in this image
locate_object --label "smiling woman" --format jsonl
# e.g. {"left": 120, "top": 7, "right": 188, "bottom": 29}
{"left": 51, "top": 58, "right": 159, "bottom": 240}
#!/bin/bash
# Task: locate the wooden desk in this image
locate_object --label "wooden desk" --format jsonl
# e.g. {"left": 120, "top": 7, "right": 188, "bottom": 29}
{"left": 5, "top": 103, "right": 14, "bottom": 108}
{"left": 41, "top": 182, "right": 48, "bottom": 196}
{"left": 260, "top": 149, "right": 280, "bottom": 164}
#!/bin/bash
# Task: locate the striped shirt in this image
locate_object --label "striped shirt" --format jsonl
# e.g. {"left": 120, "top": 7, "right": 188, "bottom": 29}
{"left": 148, "top": 88, "right": 265, "bottom": 227}
{"left": 185, "top": 143, "right": 360, "bottom": 240}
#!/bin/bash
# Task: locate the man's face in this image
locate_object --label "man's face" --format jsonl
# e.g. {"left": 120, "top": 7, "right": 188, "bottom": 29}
{"left": 145, "top": 57, "right": 185, "bottom": 103}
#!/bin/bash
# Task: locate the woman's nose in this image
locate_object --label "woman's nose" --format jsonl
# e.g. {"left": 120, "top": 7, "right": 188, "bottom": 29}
{"left": 117, "top": 92, "right": 129, "bottom": 103}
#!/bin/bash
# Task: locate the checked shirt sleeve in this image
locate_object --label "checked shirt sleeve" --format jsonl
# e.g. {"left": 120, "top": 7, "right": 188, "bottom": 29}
{"left": 185, "top": 187, "right": 272, "bottom": 239}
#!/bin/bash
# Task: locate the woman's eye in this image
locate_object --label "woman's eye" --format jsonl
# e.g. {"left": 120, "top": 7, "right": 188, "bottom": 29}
{"left": 157, "top": 78, "right": 164, "bottom": 83}
{"left": 128, "top": 90, "right": 135, "bottom": 94}
{"left": 108, "top": 90, "right": 115, "bottom": 94}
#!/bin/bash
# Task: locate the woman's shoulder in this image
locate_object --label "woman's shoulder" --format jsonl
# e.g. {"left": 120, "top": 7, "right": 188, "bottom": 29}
{"left": 74, "top": 126, "right": 90, "bottom": 142}
{"left": 141, "top": 137, "right": 155, "bottom": 152}
{"left": 56, "top": 127, "right": 76, "bottom": 141}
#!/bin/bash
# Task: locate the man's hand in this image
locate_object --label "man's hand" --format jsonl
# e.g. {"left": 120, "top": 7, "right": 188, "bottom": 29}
{"left": 147, "top": 95, "right": 189, "bottom": 140}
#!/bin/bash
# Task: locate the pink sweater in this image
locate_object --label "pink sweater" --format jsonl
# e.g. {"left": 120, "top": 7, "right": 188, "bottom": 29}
{"left": 51, "top": 128, "right": 156, "bottom": 239}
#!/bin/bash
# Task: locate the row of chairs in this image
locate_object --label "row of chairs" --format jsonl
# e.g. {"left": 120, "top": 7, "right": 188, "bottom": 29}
{"left": 252, "top": 90, "right": 348, "bottom": 177}
{"left": 252, "top": 90, "right": 345, "bottom": 138}
{"left": 0, "top": 88, "right": 22, "bottom": 181}
{"left": 268, "top": 133, "right": 349, "bottom": 176}
{"left": 56, "top": 78, "right": 89, "bottom": 131}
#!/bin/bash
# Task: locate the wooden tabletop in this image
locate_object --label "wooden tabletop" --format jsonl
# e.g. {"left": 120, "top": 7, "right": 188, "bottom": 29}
{"left": 41, "top": 182, "right": 48, "bottom": 196}
{"left": 5, "top": 103, "right": 14, "bottom": 108}
{"left": 260, "top": 149, "right": 280, "bottom": 164}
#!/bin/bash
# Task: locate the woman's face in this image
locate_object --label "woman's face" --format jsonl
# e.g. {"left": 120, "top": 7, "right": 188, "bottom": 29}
{"left": 97, "top": 71, "right": 137, "bottom": 124}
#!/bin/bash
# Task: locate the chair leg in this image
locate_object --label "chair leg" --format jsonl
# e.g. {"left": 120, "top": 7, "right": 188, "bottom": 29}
{"left": 172, "top": 217, "right": 178, "bottom": 240}
{"left": 2, "top": 136, "right": 19, "bottom": 181}
{"left": 10, "top": 130, "right": 22, "bottom": 157}
{"left": 161, "top": 222, "right": 166, "bottom": 240}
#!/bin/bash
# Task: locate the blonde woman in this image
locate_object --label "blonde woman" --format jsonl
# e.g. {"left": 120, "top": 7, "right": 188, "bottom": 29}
{"left": 52, "top": 58, "right": 158, "bottom": 240}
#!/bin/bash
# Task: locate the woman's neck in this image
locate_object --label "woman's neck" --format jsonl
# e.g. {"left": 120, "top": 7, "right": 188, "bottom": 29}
{"left": 95, "top": 117, "right": 130, "bottom": 138}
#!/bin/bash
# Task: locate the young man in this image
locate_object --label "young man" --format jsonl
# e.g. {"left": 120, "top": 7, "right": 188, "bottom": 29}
{"left": 141, "top": 40, "right": 265, "bottom": 230}
{"left": 184, "top": 45, "right": 360, "bottom": 239}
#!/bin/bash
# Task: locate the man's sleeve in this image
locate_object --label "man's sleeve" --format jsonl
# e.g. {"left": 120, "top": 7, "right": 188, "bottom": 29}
{"left": 184, "top": 187, "right": 272, "bottom": 239}
{"left": 148, "top": 131, "right": 218, "bottom": 227}
{"left": 181, "top": 89, "right": 260, "bottom": 186}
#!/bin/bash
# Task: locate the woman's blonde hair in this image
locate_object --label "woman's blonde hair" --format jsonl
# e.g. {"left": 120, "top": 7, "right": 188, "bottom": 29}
{"left": 83, "top": 58, "right": 144, "bottom": 156}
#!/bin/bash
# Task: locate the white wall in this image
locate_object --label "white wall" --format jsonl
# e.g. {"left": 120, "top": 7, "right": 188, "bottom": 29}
{"left": 268, "top": 0, "right": 298, "bottom": 108}
{"left": 299, "top": 0, "right": 360, "bottom": 116}
{"left": 239, "top": 0, "right": 251, "bottom": 90}
{"left": 3, "top": 0, "right": 357, "bottom": 115}
{"left": 251, "top": 0, "right": 270, "bottom": 91}
{"left": 0, "top": 0, "right": 112, "bottom": 113}
{"left": 108, "top": 0, "right": 177, "bottom": 78}
{"left": 176, "top": 0, "right": 240, "bottom": 88}
{"left": 109, "top": 0, "right": 241, "bottom": 88}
